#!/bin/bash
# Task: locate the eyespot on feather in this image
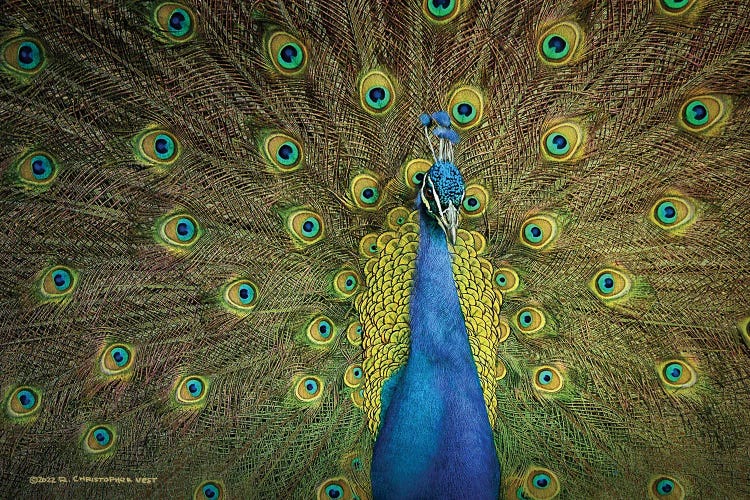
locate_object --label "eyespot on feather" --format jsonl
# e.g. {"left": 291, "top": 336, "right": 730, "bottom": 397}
{"left": 350, "top": 173, "right": 382, "bottom": 210}
{"left": 359, "top": 70, "right": 395, "bottom": 115}
{"left": 520, "top": 214, "right": 559, "bottom": 250}
{"left": 263, "top": 133, "right": 304, "bottom": 172}
{"left": 100, "top": 343, "right": 134, "bottom": 376}
{"left": 175, "top": 376, "right": 209, "bottom": 405}
{"left": 15, "top": 151, "right": 59, "bottom": 187}
{"left": 655, "top": 0, "right": 699, "bottom": 16}
{"left": 359, "top": 233, "right": 380, "bottom": 258}
{"left": 39, "top": 265, "right": 78, "bottom": 301}
{"left": 648, "top": 475, "right": 685, "bottom": 499}
{"left": 448, "top": 86, "right": 483, "bottom": 130}
{"left": 295, "top": 376, "right": 324, "bottom": 402}
{"left": 286, "top": 210, "right": 325, "bottom": 245}
{"left": 649, "top": 195, "right": 694, "bottom": 232}
{"left": 6, "top": 386, "right": 42, "bottom": 418}
{"left": 134, "top": 129, "right": 180, "bottom": 167}
{"left": 515, "top": 306, "right": 546, "bottom": 335}
{"left": 402, "top": 158, "right": 431, "bottom": 189}
{"left": 83, "top": 424, "right": 116, "bottom": 454}
{"left": 538, "top": 21, "right": 582, "bottom": 65}
{"left": 347, "top": 321, "right": 363, "bottom": 345}
{"left": 266, "top": 31, "right": 307, "bottom": 76}
{"left": 521, "top": 467, "right": 561, "bottom": 499}
{"left": 1, "top": 36, "right": 46, "bottom": 78}
{"left": 461, "top": 183, "right": 489, "bottom": 217}
{"left": 494, "top": 266, "right": 520, "bottom": 293}
{"left": 222, "top": 279, "right": 259, "bottom": 313}
{"left": 316, "top": 477, "right": 354, "bottom": 500}
{"left": 307, "top": 316, "right": 336, "bottom": 345}
{"left": 344, "top": 364, "right": 364, "bottom": 388}
{"left": 153, "top": 3, "right": 196, "bottom": 42}
{"left": 541, "top": 122, "right": 584, "bottom": 162}
{"left": 422, "top": 0, "right": 461, "bottom": 24}
{"left": 658, "top": 360, "right": 697, "bottom": 390}
{"left": 156, "top": 213, "right": 202, "bottom": 249}
{"left": 588, "top": 267, "right": 632, "bottom": 302}
{"left": 333, "top": 269, "right": 361, "bottom": 299}
{"left": 194, "top": 481, "right": 226, "bottom": 500}
{"left": 387, "top": 207, "right": 411, "bottom": 230}
{"left": 533, "top": 366, "right": 564, "bottom": 393}
{"left": 677, "top": 95, "right": 729, "bottom": 134}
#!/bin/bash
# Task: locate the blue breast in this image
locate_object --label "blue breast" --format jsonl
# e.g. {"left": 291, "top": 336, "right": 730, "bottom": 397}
{"left": 370, "top": 201, "right": 500, "bottom": 499}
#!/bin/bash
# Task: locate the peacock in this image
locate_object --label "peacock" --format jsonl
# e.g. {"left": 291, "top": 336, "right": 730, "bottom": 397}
{"left": 1, "top": 0, "right": 749, "bottom": 498}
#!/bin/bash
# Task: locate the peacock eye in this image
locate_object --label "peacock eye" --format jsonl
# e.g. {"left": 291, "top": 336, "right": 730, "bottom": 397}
{"left": 659, "top": 0, "right": 697, "bottom": 14}
{"left": 134, "top": 129, "right": 181, "bottom": 167}
{"left": 287, "top": 210, "right": 325, "bottom": 245}
{"left": 387, "top": 207, "right": 411, "bottom": 230}
{"left": 533, "top": 366, "right": 564, "bottom": 392}
{"left": 333, "top": 269, "right": 360, "bottom": 298}
{"left": 677, "top": 94, "right": 728, "bottom": 134}
{"left": 307, "top": 316, "right": 335, "bottom": 344}
{"left": 659, "top": 359, "right": 696, "bottom": 389}
{"left": 39, "top": 265, "right": 78, "bottom": 300}
{"left": 650, "top": 195, "right": 694, "bottom": 231}
{"left": 493, "top": 266, "right": 520, "bottom": 293}
{"left": 346, "top": 321, "right": 363, "bottom": 345}
{"left": 344, "top": 363, "right": 364, "bottom": 387}
{"left": 402, "top": 158, "right": 431, "bottom": 190}
{"left": 590, "top": 267, "right": 631, "bottom": 301}
{"left": 460, "top": 184, "right": 489, "bottom": 217}
{"left": 515, "top": 306, "right": 546, "bottom": 335}
{"left": 520, "top": 214, "right": 559, "bottom": 250}
{"left": 350, "top": 173, "right": 382, "bottom": 210}
{"left": 448, "top": 86, "right": 483, "bottom": 129}
{"left": 541, "top": 122, "right": 584, "bottom": 162}
{"left": 522, "top": 467, "right": 560, "bottom": 498}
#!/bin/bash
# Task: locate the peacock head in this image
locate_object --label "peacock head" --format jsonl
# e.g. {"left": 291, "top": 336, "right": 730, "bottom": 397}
{"left": 419, "top": 110, "right": 465, "bottom": 244}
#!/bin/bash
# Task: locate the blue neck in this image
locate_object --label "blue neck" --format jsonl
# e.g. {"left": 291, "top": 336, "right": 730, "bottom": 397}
{"left": 409, "top": 202, "right": 473, "bottom": 364}
{"left": 370, "top": 198, "right": 500, "bottom": 499}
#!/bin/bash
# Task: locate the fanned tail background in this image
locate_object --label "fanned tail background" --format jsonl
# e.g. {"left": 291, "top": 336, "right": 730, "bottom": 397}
{"left": 1, "top": 1, "right": 749, "bottom": 499}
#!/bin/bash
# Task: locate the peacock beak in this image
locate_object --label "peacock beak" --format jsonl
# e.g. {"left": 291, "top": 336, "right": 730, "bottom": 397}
{"left": 438, "top": 202, "right": 459, "bottom": 245}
